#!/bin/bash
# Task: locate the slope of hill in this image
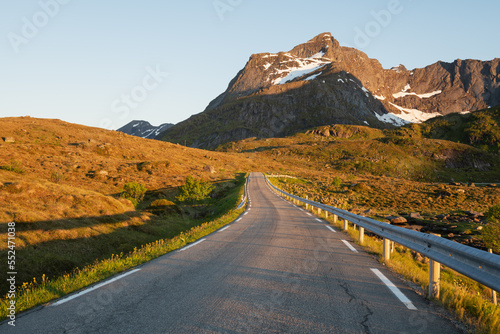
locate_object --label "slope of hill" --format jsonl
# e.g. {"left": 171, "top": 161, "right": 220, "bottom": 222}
{"left": 117, "top": 120, "right": 174, "bottom": 139}
{"left": 0, "top": 117, "right": 260, "bottom": 294}
{"left": 162, "top": 32, "right": 500, "bottom": 149}
{"left": 392, "top": 106, "right": 500, "bottom": 153}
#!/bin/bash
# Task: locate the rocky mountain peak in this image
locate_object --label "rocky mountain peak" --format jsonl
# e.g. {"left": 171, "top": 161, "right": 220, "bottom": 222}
{"left": 288, "top": 32, "right": 340, "bottom": 59}
{"left": 162, "top": 33, "right": 500, "bottom": 149}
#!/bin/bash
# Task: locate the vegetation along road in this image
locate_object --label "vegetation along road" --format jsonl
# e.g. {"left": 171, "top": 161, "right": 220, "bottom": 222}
{"left": 2, "top": 173, "right": 462, "bottom": 333}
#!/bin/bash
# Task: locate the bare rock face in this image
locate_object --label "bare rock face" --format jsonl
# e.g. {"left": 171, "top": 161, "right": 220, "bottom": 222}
{"left": 162, "top": 33, "right": 500, "bottom": 149}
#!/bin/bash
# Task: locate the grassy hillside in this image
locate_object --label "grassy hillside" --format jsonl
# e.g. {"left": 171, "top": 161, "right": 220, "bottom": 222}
{"left": 389, "top": 106, "right": 500, "bottom": 153}
{"left": 218, "top": 121, "right": 500, "bottom": 183}
{"left": 0, "top": 117, "right": 265, "bottom": 295}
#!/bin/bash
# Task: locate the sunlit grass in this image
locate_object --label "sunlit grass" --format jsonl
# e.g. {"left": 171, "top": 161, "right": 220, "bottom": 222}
{"left": 0, "top": 175, "right": 247, "bottom": 320}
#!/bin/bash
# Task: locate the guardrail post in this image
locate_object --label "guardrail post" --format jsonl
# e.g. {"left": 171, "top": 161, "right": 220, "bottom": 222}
{"left": 489, "top": 249, "right": 498, "bottom": 305}
{"left": 428, "top": 233, "right": 441, "bottom": 300}
{"left": 318, "top": 208, "right": 322, "bottom": 216}
{"left": 343, "top": 219, "right": 348, "bottom": 231}
{"left": 383, "top": 237, "right": 391, "bottom": 261}
{"left": 429, "top": 259, "right": 441, "bottom": 300}
{"left": 333, "top": 214, "right": 338, "bottom": 224}
{"left": 305, "top": 195, "right": 309, "bottom": 210}
{"left": 359, "top": 226, "right": 364, "bottom": 245}
{"left": 325, "top": 211, "right": 328, "bottom": 219}
{"left": 383, "top": 221, "right": 391, "bottom": 261}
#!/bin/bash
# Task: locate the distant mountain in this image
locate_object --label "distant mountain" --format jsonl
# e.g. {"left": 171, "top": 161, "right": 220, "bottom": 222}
{"left": 161, "top": 32, "right": 499, "bottom": 149}
{"left": 117, "top": 120, "right": 174, "bottom": 139}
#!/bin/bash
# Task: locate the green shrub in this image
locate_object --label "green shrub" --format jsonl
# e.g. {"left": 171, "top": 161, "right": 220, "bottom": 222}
{"left": 121, "top": 182, "right": 147, "bottom": 206}
{"left": 332, "top": 176, "right": 342, "bottom": 188}
{"left": 176, "top": 176, "right": 214, "bottom": 203}
{"left": 481, "top": 204, "right": 500, "bottom": 252}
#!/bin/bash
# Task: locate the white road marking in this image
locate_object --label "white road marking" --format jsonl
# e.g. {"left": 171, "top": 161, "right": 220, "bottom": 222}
{"left": 306, "top": 213, "right": 312, "bottom": 216}
{"left": 51, "top": 269, "right": 141, "bottom": 306}
{"left": 315, "top": 218, "right": 322, "bottom": 222}
{"left": 218, "top": 226, "right": 230, "bottom": 232}
{"left": 243, "top": 212, "right": 248, "bottom": 216}
{"left": 341, "top": 240, "right": 358, "bottom": 253}
{"left": 235, "top": 218, "right": 242, "bottom": 222}
{"left": 325, "top": 225, "right": 336, "bottom": 233}
{"left": 178, "top": 238, "right": 206, "bottom": 252}
{"left": 371, "top": 268, "right": 417, "bottom": 310}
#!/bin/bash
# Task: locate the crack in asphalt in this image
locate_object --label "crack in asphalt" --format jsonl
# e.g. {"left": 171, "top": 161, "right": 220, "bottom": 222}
{"left": 360, "top": 302, "right": 374, "bottom": 334}
{"left": 339, "top": 281, "right": 374, "bottom": 334}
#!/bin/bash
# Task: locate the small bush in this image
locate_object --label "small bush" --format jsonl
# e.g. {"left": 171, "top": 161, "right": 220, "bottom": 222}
{"left": 481, "top": 204, "right": 500, "bottom": 252}
{"left": 121, "top": 182, "right": 147, "bottom": 207}
{"left": 0, "top": 161, "right": 25, "bottom": 174}
{"left": 176, "top": 176, "right": 214, "bottom": 203}
{"left": 50, "top": 172, "right": 66, "bottom": 183}
{"left": 332, "top": 176, "right": 342, "bottom": 188}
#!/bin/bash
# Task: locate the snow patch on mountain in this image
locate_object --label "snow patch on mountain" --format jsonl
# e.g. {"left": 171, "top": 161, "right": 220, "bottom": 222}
{"left": 270, "top": 53, "right": 331, "bottom": 85}
{"left": 305, "top": 72, "right": 322, "bottom": 81}
{"left": 393, "top": 89, "right": 442, "bottom": 99}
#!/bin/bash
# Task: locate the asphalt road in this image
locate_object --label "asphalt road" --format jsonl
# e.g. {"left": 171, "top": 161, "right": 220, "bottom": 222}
{"left": 2, "top": 172, "right": 461, "bottom": 333}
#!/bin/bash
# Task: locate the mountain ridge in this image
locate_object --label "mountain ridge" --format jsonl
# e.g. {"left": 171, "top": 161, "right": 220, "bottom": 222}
{"left": 161, "top": 32, "right": 499, "bottom": 149}
{"left": 117, "top": 120, "right": 174, "bottom": 139}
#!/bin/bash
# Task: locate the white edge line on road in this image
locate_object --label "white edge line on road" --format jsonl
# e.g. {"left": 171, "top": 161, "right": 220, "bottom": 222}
{"left": 178, "top": 238, "right": 206, "bottom": 252}
{"left": 235, "top": 218, "right": 242, "bottom": 222}
{"left": 370, "top": 268, "right": 417, "bottom": 310}
{"left": 315, "top": 218, "right": 322, "bottom": 222}
{"left": 341, "top": 240, "right": 358, "bottom": 253}
{"left": 51, "top": 269, "right": 141, "bottom": 307}
{"left": 325, "top": 225, "right": 336, "bottom": 233}
{"left": 243, "top": 212, "right": 248, "bottom": 215}
{"left": 306, "top": 213, "right": 312, "bottom": 216}
{"left": 218, "top": 226, "right": 230, "bottom": 232}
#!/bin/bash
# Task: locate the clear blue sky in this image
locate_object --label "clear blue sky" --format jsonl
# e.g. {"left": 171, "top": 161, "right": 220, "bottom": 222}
{"left": 1, "top": 0, "right": 499, "bottom": 129}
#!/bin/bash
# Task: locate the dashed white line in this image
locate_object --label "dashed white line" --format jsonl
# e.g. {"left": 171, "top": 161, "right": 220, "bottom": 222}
{"left": 306, "top": 213, "right": 312, "bottom": 216}
{"left": 178, "top": 238, "right": 206, "bottom": 252}
{"left": 325, "top": 225, "right": 336, "bottom": 233}
{"left": 315, "top": 218, "right": 322, "bottom": 222}
{"left": 341, "top": 240, "right": 358, "bottom": 253}
{"left": 371, "top": 268, "right": 417, "bottom": 310}
{"left": 218, "top": 226, "right": 230, "bottom": 232}
{"left": 51, "top": 269, "right": 141, "bottom": 306}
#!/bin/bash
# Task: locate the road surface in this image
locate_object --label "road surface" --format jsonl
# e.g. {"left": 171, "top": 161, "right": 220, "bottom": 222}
{"left": 2, "top": 172, "right": 461, "bottom": 333}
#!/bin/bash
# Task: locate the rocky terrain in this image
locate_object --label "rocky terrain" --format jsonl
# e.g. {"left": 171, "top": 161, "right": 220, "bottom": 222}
{"left": 162, "top": 32, "right": 500, "bottom": 149}
{"left": 117, "top": 120, "right": 174, "bottom": 139}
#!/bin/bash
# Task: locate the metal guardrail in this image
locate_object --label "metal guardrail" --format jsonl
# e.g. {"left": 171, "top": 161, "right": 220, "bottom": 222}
{"left": 265, "top": 176, "right": 500, "bottom": 294}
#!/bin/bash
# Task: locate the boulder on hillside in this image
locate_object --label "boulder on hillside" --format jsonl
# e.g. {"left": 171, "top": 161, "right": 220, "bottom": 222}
{"left": 204, "top": 165, "right": 216, "bottom": 174}
{"left": 386, "top": 216, "right": 407, "bottom": 224}
{"left": 2, "top": 137, "right": 15, "bottom": 143}
{"left": 409, "top": 212, "right": 423, "bottom": 220}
